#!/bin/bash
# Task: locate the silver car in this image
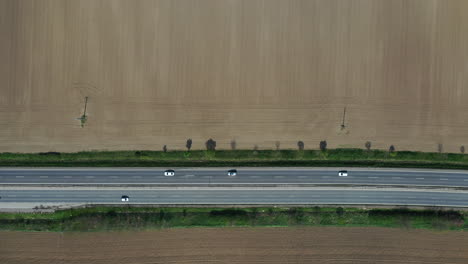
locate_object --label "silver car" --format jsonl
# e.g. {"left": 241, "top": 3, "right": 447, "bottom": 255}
{"left": 164, "top": 169, "right": 175, "bottom": 176}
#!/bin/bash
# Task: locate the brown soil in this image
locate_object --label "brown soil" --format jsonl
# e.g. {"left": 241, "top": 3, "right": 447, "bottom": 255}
{"left": 1, "top": 1, "right": 468, "bottom": 153}
{"left": 1, "top": 227, "right": 467, "bottom": 264}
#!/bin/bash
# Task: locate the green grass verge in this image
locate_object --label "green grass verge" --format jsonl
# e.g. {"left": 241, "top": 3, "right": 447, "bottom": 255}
{"left": 0, "top": 207, "right": 466, "bottom": 232}
{"left": 2, "top": 149, "right": 468, "bottom": 169}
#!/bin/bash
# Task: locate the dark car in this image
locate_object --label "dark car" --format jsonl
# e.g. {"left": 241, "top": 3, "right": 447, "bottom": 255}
{"left": 227, "top": 169, "right": 237, "bottom": 176}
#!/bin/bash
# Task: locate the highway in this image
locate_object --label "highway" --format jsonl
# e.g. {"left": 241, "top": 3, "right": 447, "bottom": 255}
{"left": 1, "top": 168, "right": 468, "bottom": 187}
{"left": 1, "top": 168, "right": 468, "bottom": 208}
{"left": 0, "top": 188, "right": 467, "bottom": 207}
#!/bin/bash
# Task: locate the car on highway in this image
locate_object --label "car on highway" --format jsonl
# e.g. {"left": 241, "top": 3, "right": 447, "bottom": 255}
{"left": 227, "top": 169, "right": 237, "bottom": 176}
{"left": 338, "top": 170, "right": 348, "bottom": 177}
{"left": 164, "top": 169, "right": 175, "bottom": 176}
{"left": 121, "top": 195, "right": 129, "bottom": 202}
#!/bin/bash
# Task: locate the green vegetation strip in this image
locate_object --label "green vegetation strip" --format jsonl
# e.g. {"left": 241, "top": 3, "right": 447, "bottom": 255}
{"left": 2, "top": 149, "right": 468, "bottom": 169}
{"left": 0, "top": 207, "right": 466, "bottom": 232}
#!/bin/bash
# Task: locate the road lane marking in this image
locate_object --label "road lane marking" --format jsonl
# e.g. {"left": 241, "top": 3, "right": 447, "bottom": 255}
{"left": 39, "top": 176, "right": 48, "bottom": 178}
{"left": 132, "top": 176, "right": 142, "bottom": 178}
{"left": 464, "top": 179, "right": 468, "bottom": 181}
{"left": 64, "top": 176, "right": 72, "bottom": 178}
{"left": 298, "top": 176, "right": 307, "bottom": 178}
{"left": 359, "top": 196, "right": 368, "bottom": 198}
{"left": 15, "top": 176, "right": 24, "bottom": 178}
{"left": 85, "top": 176, "right": 94, "bottom": 179}
{"left": 392, "top": 177, "right": 402, "bottom": 179}
{"left": 8, "top": 195, "right": 17, "bottom": 197}
{"left": 274, "top": 176, "right": 285, "bottom": 178}
{"left": 416, "top": 178, "right": 424, "bottom": 180}
{"left": 185, "top": 175, "right": 195, "bottom": 177}
{"left": 250, "top": 176, "right": 260, "bottom": 178}
{"left": 368, "top": 177, "right": 378, "bottom": 179}
{"left": 110, "top": 176, "right": 119, "bottom": 179}
{"left": 202, "top": 176, "right": 211, "bottom": 179}
{"left": 440, "top": 178, "right": 448, "bottom": 180}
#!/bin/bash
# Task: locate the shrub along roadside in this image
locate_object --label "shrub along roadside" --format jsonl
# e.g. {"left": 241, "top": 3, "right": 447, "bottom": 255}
{"left": 0, "top": 207, "right": 465, "bottom": 232}
{"left": 1, "top": 148, "right": 468, "bottom": 169}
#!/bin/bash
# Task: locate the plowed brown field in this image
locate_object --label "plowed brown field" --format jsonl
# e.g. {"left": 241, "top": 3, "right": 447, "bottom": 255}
{"left": 2, "top": 0, "right": 468, "bottom": 153}
{"left": 1, "top": 227, "right": 467, "bottom": 263}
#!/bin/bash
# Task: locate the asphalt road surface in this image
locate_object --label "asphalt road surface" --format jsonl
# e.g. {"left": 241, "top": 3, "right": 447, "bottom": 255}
{"left": 0, "top": 189, "right": 467, "bottom": 207}
{"left": 1, "top": 168, "right": 468, "bottom": 187}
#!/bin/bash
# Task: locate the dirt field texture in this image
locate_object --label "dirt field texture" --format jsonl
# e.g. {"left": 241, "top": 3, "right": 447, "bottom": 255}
{"left": 2, "top": 0, "right": 468, "bottom": 153}
{"left": 0, "top": 227, "right": 467, "bottom": 264}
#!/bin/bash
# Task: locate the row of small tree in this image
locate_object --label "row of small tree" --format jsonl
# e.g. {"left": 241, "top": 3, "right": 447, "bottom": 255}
{"left": 164, "top": 139, "right": 464, "bottom": 154}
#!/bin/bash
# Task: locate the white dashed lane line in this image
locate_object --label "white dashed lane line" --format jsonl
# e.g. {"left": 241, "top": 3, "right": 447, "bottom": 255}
{"left": 109, "top": 176, "right": 119, "bottom": 179}
{"left": 274, "top": 176, "right": 285, "bottom": 179}
{"left": 440, "top": 178, "right": 448, "bottom": 180}
{"left": 132, "top": 176, "right": 142, "bottom": 179}
{"left": 15, "top": 176, "right": 24, "bottom": 178}
{"left": 64, "top": 176, "right": 72, "bottom": 178}
{"left": 368, "top": 177, "right": 378, "bottom": 179}
{"left": 85, "top": 176, "right": 94, "bottom": 179}
{"left": 416, "top": 178, "right": 424, "bottom": 180}
{"left": 250, "top": 176, "right": 260, "bottom": 178}
{"left": 392, "top": 177, "right": 402, "bottom": 179}
{"left": 39, "top": 176, "right": 48, "bottom": 178}
{"left": 297, "top": 176, "right": 308, "bottom": 178}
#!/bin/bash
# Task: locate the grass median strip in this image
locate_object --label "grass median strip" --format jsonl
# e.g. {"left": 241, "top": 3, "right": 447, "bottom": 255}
{"left": 2, "top": 148, "right": 468, "bottom": 169}
{"left": 0, "top": 206, "right": 466, "bottom": 232}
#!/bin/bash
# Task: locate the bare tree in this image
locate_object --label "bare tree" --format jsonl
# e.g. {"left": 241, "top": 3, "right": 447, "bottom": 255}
{"left": 186, "top": 139, "right": 192, "bottom": 151}
{"left": 365, "top": 141, "right": 372, "bottom": 151}
{"left": 389, "top": 145, "right": 395, "bottom": 153}
{"left": 438, "top": 143, "right": 443, "bottom": 153}
{"left": 275, "top": 141, "right": 280, "bottom": 151}
{"left": 163, "top": 145, "right": 167, "bottom": 153}
{"left": 297, "top": 141, "right": 305, "bottom": 151}
{"left": 319, "top": 140, "right": 327, "bottom": 151}
{"left": 205, "top": 138, "right": 217, "bottom": 151}
{"left": 461, "top": 146, "right": 465, "bottom": 154}
{"left": 230, "top": 140, "right": 237, "bottom": 150}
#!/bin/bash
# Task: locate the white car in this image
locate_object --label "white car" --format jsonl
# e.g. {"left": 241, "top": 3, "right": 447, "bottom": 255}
{"left": 164, "top": 170, "right": 175, "bottom": 176}
{"left": 227, "top": 169, "right": 237, "bottom": 176}
{"left": 338, "top": 170, "right": 348, "bottom": 177}
{"left": 121, "top": 195, "right": 129, "bottom": 202}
